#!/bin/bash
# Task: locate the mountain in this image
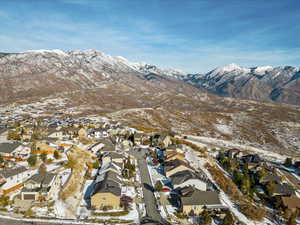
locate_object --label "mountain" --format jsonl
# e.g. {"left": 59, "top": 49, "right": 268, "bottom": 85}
{"left": 0, "top": 50, "right": 300, "bottom": 156}
{"left": 0, "top": 49, "right": 188, "bottom": 104}
{"left": 184, "top": 63, "right": 300, "bottom": 105}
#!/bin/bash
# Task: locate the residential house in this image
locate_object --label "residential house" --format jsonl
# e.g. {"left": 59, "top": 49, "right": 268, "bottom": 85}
{"left": 47, "top": 130, "right": 64, "bottom": 140}
{"left": 164, "top": 159, "right": 194, "bottom": 177}
{"left": 165, "top": 151, "right": 186, "bottom": 162}
{"left": 102, "top": 152, "right": 125, "bottom": 164}
{"left": 0, "top": 142, "right": 21, "bottom": 157}
{"left": 21, "top": 172, "right": 60, "bottom": 201}
{"left": 91, "top": 171, "right": 122, "bottom": 210}
{"left": 0, "top": 166, "right": 35, "bottom": 194}
{"left": 282, "top": 195, "right": 300, "bottom": 212}
{"left": 272, "top": 183, "right": 295, "bottom": 196}
{"left": 178, "top": 187, "right": 223, "bottom": 214}
{"left": 242, "top": 154, "right": 262, "bottom": 164}
{"left": 78, "top": 128, "right": 87, "bottom": 137}
{"left": 169, "top": 170, "right": 207, "bottom": 191}
{"left": 226, "top": 148, "right": 243, "bottom": 159}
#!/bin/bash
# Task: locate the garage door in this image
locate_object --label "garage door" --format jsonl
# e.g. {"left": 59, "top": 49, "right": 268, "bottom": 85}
{"left": 23, "top": 194, "right": 35, "bottom": 200}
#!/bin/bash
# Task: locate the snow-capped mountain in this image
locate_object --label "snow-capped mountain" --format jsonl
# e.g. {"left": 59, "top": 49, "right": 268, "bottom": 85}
{"left": 0, "top": 49, "right": 188, "bottom": 103}
{"left": 1, "top": 49, "right": 300, "bottom": 155}
{"left": 184, "top": 64, "right": 300, "bottom": 105}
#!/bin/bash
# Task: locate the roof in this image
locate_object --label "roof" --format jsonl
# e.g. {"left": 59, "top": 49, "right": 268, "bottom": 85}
{"left": 0, "top": 166, "right": 27, "bottom": 178}
{"left": 260, "top": 173, "right": 281, "bottom": 184}
{"left": 165, "top": 159, "right": 192, "bottom": 172}
{"left": 0, "top": 142, "right": 21, "bottom": 154}
{"left": 92, "top": 179, "right": 121, "bottom": 197}
{"left": 273, "top": 183, "right": 295, "bottom": 195}
{"left": 282, "top": 195, "right": 300, "bottom": 209}
{"left": 30, "top": 173, "right": 56, "bottom": 186}
{"left": 180, "top": 189, "right": 221, "bottom": 206}
{"left": 169, "top": 170, "right": 199, "bottom": 185}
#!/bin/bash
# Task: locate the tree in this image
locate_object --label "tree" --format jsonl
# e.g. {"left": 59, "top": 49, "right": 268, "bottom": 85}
{"left": 40, "top": 152, "right": 47, "bottom": 162}
{"left": 154, "top": 181, "right": 163, "bottom": 192}
{"left": 38, "top": 163, "right": 47, "bottom": 175}
{"left": 7, "top": 130, "right": 21, "bottom": 140}
{"left": 223, "top": 211, "right": 234, "bottom": 225}
{"left": 266, "top": 181, "right": 276, "bottom": 197}
{"left": 120, "top": 195, "right": 133, "bottom": 211}
{"left": 287, "top": 213, "right": 297, "bottom": 225}
{"left": 233, "top": 169, "right": 243, "bottom": 187}
{"left": 241, "top": 175, "right": 251, "bottom": 195}
{"left": 92, "top": 160, "right": 100, "bottom": 169}
{"left": 199, "top": 209, "right": 211, "bottom": 225}
{"left": 284, "top": 158, "right": 293, "bottom": 167}
{"left": 27, "top": 154, "right": 37, "bottom": 167}
{"left": 53, "top": 150, "right": 60, "bottom": 159}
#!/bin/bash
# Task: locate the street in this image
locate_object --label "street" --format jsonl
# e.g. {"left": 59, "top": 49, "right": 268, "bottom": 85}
{"left": 131, "top": 147, "right": 170, "bottom": 225}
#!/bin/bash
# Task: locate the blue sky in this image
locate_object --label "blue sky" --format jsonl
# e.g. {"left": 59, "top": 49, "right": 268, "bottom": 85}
{"left": 0, "top": 0, "right": 299, "bottom": 72}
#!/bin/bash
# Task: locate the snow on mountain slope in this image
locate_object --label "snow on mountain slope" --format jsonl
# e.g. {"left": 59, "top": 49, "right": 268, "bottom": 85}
{"left": 184, "top": 63, "right": 300, "bottom": 105}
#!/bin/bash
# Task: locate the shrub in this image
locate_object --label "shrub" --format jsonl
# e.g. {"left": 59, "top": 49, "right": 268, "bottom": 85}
{"left": 27, "top": 154, "right": 37, "bottom": 167}
{"left": 53, "top": 150, "right": 60, "bottom": 159}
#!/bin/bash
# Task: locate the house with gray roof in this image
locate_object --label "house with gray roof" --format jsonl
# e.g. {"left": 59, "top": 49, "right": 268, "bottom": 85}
{"left": 169, "top": 170, "right": 207, "bottom": 191}
{"left": 91, "top": 170, "right": 122, "bottom": 210}
{"left": 21, "top": 172, "right": 60, "bottom": 201}
{"left": 177, "top": 187, "right": 224, "bottom": 214}
{"left": 0, "top": 142, "right": 22, "bottom": 156}
{"left": 0, "top": 166, "right": 35, "bottom": 195}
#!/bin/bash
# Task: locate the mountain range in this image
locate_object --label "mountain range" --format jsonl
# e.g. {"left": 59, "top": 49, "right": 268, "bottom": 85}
{"left": 0, "top": 49, "right": 300, "bottom": 156}
{"left": 184, "top": 63, "right": 300, "bottom": 105}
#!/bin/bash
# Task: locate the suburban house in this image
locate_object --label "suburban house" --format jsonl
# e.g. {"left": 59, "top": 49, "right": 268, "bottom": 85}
{"left": 78, "top": 128, "right": 87, "bottom": 137}
{"left": 281, "top": 195, "right": 300, "bottom": 212}
{"left": 169, "top": 170, "right": 207, "bottom": 191}
{"left": 226, "top": 148, "right": 243, "bottom": 159}
{"left": 20, "top": 172, "right": 60, "bottom": 201}
{"left": 47, "top": 130, "right": 64, "bottom": 140}
{"left": 241, "top": 154, "right": 262, "bottom": 164}
{"left": 177, "top": 187, "right": 223, "bottom": 214}
{"left": 91, "top": 170, "right": 122, "bottom": 210}
{"left": 97, "top": 162, "right": 122, "bottom": 177}
{"left": 272, "top": 183, "right": 295, "bottom": 196}
{"left": 165, "top": 151, "right": 186, "bottom": 162}
{"left": 0, "top": 142, "right": 22, "bottom": 159}
{"left": 164, "top": 159, "right": 194, "bottom": 177}
{"left": 102, "top": 152, "right": 125, "bottom": 164}
{"left": 0, "top": 166, "right": 35, "bottom": 194}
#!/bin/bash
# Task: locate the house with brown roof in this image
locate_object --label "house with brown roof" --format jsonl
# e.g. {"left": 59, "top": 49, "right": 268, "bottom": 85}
{"left": 282, "top": 195, "right": 300, "bottom": 212}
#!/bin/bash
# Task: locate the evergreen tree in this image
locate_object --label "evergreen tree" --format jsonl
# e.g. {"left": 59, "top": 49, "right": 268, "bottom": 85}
{"left": 287, "top": 213, "right": 297, "bottom": 225}
{"left": 223, "top": 211, "right": 234, "bottom": 225}
{"left": 154, "top": 181, "right": 163, "bottom": 192}
{"left": 241, "top": 175, "right": 251, "bottom": 195}
{"left": 284, "top": 158, "right": 293, "bottom": 167}
{"left": 27, "top": 154, "right": 37, "bottom": 167}
{"left": 233, "top": 169, "right": 242, "bottom": 187}
{"left": 199, "top": 209, "right": 211, "bottom": 225}
{"left": 53, "top": 150, "right": 60, "bottom": 159}
{"left": 40, "top": 152, "right": 47, "bottom": 162}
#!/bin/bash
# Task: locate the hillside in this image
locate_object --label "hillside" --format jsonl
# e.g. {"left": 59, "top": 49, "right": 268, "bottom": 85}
{"left": 0, "top": 50, "right": 300, "bottom": 156}
{"left": 184, "top": 63, "right": 300, "bottom": 105}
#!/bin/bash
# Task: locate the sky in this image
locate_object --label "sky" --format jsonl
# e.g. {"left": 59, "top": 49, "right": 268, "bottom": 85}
{"left": 0, "top": 0, "right": 300, "bottom": 73}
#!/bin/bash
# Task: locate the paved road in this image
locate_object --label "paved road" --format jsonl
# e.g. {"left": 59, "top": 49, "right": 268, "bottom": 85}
{"left": 131, "top": 147, "right": 170, "bottom": 225}
{"left": 0, "top": 218, "right": 77, "bottom": 225}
